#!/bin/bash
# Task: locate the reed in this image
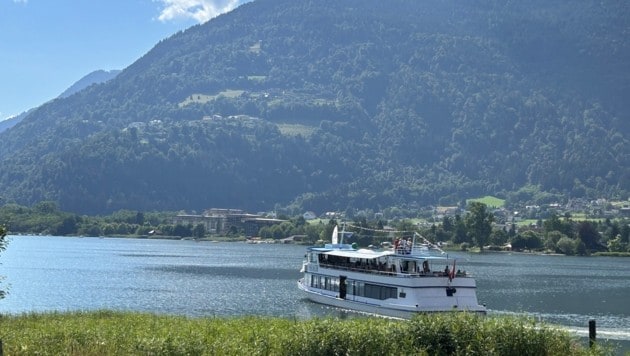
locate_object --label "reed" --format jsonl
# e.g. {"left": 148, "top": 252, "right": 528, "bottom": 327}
{"left": 0, "top": 311, "right": 612, "bottom": 355}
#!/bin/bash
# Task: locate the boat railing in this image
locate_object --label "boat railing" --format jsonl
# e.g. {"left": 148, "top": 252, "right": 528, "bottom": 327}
{"left": 316, "top": 261, "right": 468, "bottom": 278}
{"left": 394, "top": 235, "right": 445, "bottom": 257}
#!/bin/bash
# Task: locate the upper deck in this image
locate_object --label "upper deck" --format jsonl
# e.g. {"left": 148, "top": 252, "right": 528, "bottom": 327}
{"left": 306, "top": 243, "right": 469, "bottom": 278}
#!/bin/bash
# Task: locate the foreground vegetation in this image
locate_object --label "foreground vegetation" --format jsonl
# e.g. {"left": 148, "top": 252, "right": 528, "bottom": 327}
{"left": 0, "top": 311, "right": 614, "bottom": 355}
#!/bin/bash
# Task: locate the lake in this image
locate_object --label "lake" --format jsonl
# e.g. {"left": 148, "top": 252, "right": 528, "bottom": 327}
{"left": 1, "top": 235, "right": 629, "bottom": 351}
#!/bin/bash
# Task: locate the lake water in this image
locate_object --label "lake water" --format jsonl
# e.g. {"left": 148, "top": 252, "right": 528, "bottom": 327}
{"left": 1, "top": 235, "right": 629, "bottom": 352}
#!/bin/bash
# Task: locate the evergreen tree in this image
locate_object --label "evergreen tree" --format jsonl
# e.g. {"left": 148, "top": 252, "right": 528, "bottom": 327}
{"left": 465, "top": 202, "right": 494, "bottom": 250}
{"left": 452, "top": 215, "right": 470, "bottom": 244}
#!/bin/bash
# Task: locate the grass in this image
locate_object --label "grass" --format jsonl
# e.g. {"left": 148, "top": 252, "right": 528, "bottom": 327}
{"left": 467, "top": 196, "right": 505, "bottom": 208}
{"left": 178, "top": 90, "right": 245, "bottom": 107}
{"left": 0, "top": 311, "right": 613, "bottom": 355}
{"left": 517, "top": 218, "right": 539, "bottom": 227}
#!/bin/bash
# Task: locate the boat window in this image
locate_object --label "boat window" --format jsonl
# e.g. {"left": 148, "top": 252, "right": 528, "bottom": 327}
{"left": 349, "top": 281, "right": 397, "bottom": 300}
{"left": 331, "top": 278, "right": 339, "bottom": 292}
{"left": 311, "top": 275, "right": 343, "bottom": 293}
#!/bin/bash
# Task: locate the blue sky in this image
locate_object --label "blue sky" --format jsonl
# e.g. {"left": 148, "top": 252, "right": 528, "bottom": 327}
{"left": 0, "top": 0, "right": 250, "bottom": 120}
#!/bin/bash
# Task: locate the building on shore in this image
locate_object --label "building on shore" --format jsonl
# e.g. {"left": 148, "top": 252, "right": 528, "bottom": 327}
{"left": 172, "top": 208, "right": 284, "bottom": 236}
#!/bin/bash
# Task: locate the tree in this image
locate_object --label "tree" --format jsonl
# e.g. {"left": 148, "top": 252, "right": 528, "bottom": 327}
{"left": 489, "top": 228, "right": 508, "bottom": 246}
{"left": 510, "top": 231, "right": 543, "bottom": 251}
{"left": 56, "top": 215, "right": 79, "bottom": 236}
{"left": 620, "top": 224, "right": 630, "bottom": 244}
{"left": 556, "top": 236, "right": 577, "bottom": 255}
{"left": 543, "top": 213, "right": 573, "bottom": 238}
{"left": 192, "top": 223, "right": 206, "bottom": 238}
{"left": 293, "top": 215, "right": 306, "bottom": 227}
{"left": 607, "top": 235, "right": 627, "bottom": 253}
{"left": 34, "top": 201, "right": 59, "bottom": 214}
{"left": 544, "top": 230, "right": 566, "bottom": 252}
{"left": 135, "top": 212, "right": 145, "bottom": 225}
{"left": 465, "top": 202, "right": 494, "bottom": 250}
{"left": 442, "top": 216, "right": 453, "bottom": 232}
{"left": 451, "top": 215, "right": 470, "bottom": 244}
{"left": 304, "top": 223, "right": 323, "bottom": 244}
{"left": 0, "top": 225, "right": 6, "bottom": 239}
{"left": 577, "top": 221, "right": 603, "bottom": 252}
{"left": 173, "top": 224, "right": 192, "bottom": 238}
{"left": 396, "top": 220, "right": 417, "bottom": 235}
{"left": 0, "top": 224, "right": 6, "bottom": 299}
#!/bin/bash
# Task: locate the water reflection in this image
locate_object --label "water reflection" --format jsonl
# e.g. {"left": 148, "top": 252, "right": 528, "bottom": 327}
{"left": 147, "top": 265, "right": 299, "bottom": 280}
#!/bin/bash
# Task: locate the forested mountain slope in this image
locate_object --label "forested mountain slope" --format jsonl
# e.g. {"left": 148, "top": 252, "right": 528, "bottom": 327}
{"left": 0, "top": 0, "right": 627, "bottom": 214}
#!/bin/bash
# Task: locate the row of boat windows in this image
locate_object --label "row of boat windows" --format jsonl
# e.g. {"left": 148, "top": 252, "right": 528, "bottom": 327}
{"left": 313, "top": 252, "right": 426, "bottom": 275}
{"left": 309, "top": 275, "right": 398, "bottom": 300}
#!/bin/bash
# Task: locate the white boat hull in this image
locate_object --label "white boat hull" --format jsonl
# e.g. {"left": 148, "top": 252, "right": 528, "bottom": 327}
{"left": 298, "top": 278, "right": 486, "bottom": 318}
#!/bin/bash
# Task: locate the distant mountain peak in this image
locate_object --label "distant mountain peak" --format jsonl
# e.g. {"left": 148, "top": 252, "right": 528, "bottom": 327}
{"left": 58, "top": 69, "right": 121, "bottom": 98}
{"left": 0, "top": 69, "right": 122, "bottom": 134}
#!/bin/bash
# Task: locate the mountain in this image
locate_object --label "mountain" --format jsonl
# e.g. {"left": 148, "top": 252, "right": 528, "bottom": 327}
{"left": 0, "top": 0, "right": 628, "bottom": 215}
{"left": 58, "top": 69, "right": 121, "bottom": 99}
{"left": 0, "top": 69, "right": 121, "bottom": 134}
{"left": 0, "top": 114, "right": 25, "bottom": 134}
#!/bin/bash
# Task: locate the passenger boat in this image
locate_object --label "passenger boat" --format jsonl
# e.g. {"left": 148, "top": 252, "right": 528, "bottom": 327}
{"left": 298, "top": 226, "right": 486, "bottom": 318}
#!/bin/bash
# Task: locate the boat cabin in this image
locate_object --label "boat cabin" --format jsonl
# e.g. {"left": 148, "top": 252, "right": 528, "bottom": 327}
{"left": 307, "top": 243, "right": 466, "bottom": 278}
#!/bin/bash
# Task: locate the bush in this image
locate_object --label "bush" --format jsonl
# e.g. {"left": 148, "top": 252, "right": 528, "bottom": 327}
{"left": 556, "top": 236, "right": 578, "bottom": 255}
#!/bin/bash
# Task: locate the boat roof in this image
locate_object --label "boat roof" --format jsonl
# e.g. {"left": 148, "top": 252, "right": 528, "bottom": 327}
{"left": 326, "top": 248, "right": 393, "bottom": 259}
{"left": 308, "top": 245, "right": 453, "bottom": 261}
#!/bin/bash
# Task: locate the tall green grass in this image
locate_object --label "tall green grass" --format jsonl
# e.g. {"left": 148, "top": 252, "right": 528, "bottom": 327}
{"left": 0, "top": 311, "right": 613, "bottom": 355}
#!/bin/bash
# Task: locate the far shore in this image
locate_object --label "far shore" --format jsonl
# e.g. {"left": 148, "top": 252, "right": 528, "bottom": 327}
{"left": 7, "top": 233, "right": 630, "bottom": 256}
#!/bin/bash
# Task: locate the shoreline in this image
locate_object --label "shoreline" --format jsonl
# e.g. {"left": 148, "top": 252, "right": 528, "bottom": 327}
{"left": 6, "top": 234, "right": 630, "bottom": 255}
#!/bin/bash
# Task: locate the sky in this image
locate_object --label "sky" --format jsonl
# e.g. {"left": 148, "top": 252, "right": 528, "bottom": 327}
{"left": 0, "top": 0, "right": 250, "bottom": 120}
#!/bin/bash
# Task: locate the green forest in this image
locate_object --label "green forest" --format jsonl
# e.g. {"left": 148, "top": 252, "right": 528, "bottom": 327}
{"left": 0, "top": 0, "right": 627, "bottom": 215}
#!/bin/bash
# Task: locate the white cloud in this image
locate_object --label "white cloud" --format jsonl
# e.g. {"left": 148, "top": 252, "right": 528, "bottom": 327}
{"left": 155, "top": 0, "right": 242, "bottom": 23}
{"left": 12, "top": 0, "right": 28, "bottom": 3}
